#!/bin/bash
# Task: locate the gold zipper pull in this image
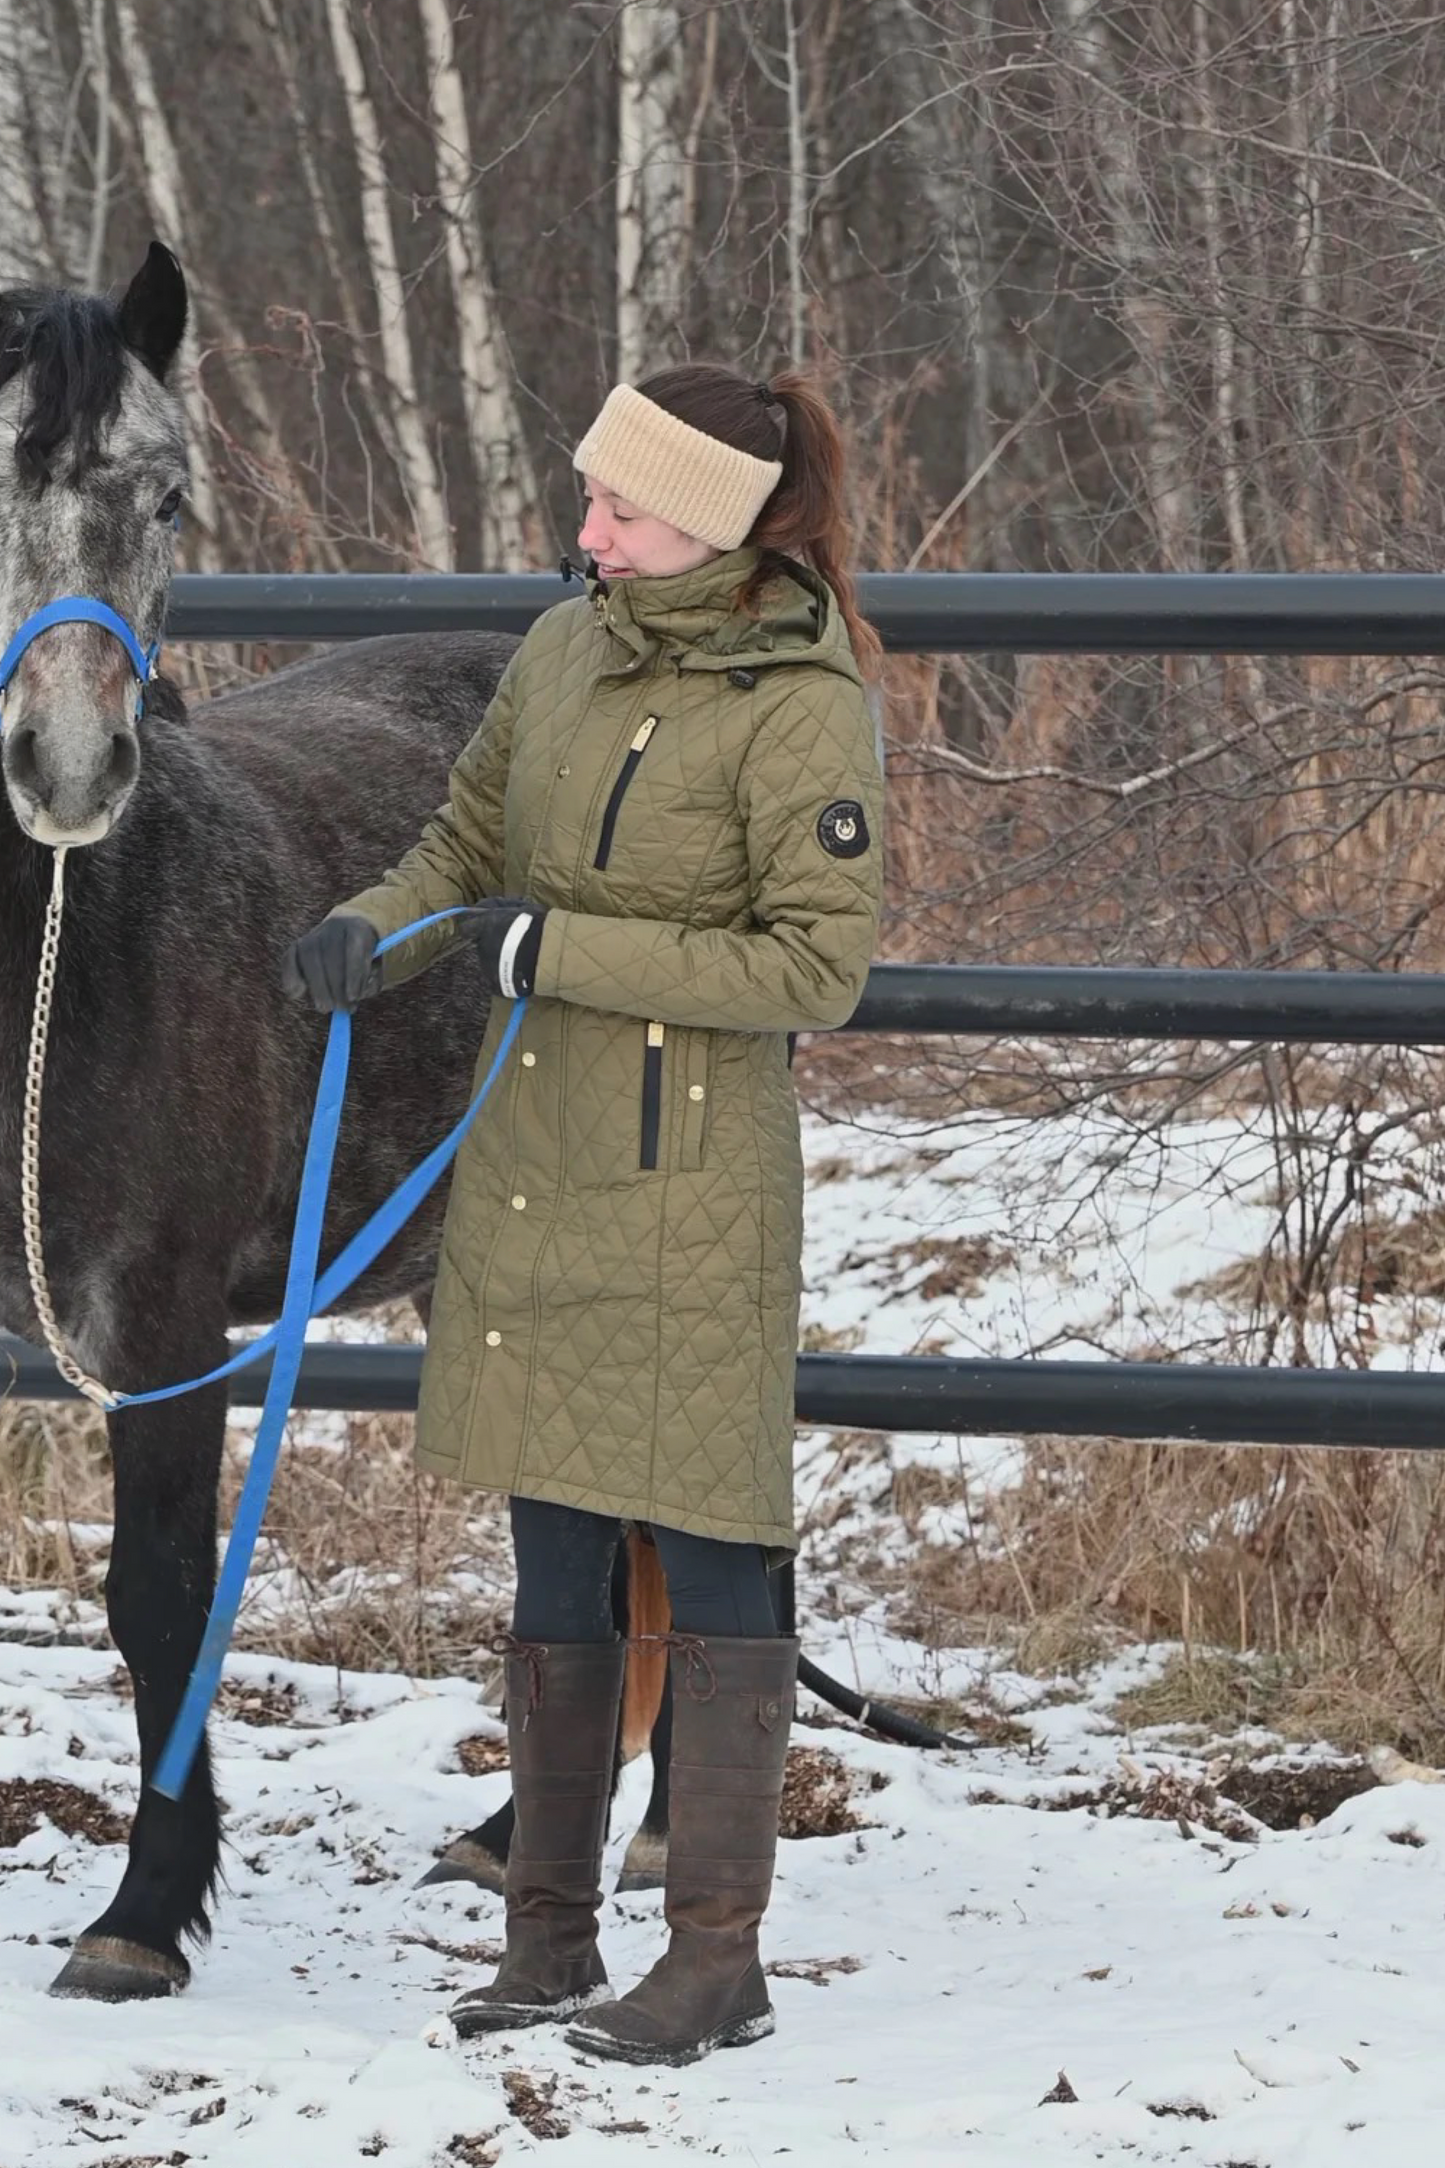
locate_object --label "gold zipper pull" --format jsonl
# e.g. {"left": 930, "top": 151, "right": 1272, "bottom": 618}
{"left": 631, "top": 715, "right": 659, "bottom": 753}
{"left": 646, "top": 1020, "right": 665, "bottom": 1048}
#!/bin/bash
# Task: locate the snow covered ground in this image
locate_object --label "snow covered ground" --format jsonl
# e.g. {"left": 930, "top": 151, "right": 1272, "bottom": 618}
{"left": 6, "top": 1633, "right": 1445, "bottom": 2168}
{"left": 5, "top": 1095, "right": 1445, "bottom": 2166}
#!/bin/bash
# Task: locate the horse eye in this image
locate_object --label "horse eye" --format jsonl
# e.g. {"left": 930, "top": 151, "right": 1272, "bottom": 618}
{"left": 156, "top": 486, "right": 183, "bottom": 522}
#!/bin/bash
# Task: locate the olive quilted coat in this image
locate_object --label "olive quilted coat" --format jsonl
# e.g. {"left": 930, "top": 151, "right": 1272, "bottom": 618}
{"left": 338, "top": 547, "right": 883, "bottom": 1549}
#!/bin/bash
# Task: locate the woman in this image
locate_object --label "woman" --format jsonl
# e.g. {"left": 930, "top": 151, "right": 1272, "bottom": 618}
{"left": 282, "top": 363, "right": 885, "bottom": 2066}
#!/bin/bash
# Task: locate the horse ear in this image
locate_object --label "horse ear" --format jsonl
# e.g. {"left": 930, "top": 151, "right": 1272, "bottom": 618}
{"left": 118, "top": 242, "right": 188, "bottom": 383}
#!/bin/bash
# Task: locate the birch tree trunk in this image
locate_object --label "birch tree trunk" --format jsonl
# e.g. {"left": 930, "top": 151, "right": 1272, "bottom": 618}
{"left": 616, "top": 0, "right": 686, "bottom": 382}
{"left": 0, "top": 0, "right": 48, "bottom": 283}
{"left": 0, "top": 0, "right": 83, "bottom": 283}
{"left": 323, "top": 0, "right": 453, "bottom": 568}
{"left": 80, "top": 0, "right": 111, "bottom": 290}
{"left": 417, "top": 0, "right": 539, "bottom": 568}
{"left": 1190, "top": 0, "right": 1249, "bottom": 571}
{"left": 781, "top": 0, "right": 807, "bottom": 367}
{"left": 1281, "top": 0, "right": 1342, "bottom": 566}
{"left": 111, "top": 0, "right": 223, "bottom": 564}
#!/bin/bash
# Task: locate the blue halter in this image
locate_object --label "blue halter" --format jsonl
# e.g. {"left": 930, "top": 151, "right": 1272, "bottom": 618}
{"left": 0, "top": 597, "right": 159, "bottom": 727}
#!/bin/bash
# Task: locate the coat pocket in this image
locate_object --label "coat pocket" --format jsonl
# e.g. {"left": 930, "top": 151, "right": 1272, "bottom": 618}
{"left": 637, "top": 1023, "right": 713, "bottom": 1173}
{"left": 594, "top": 714, "right": 659, "bottom": 869}
{"left": 640, "top": 1020, "right": 665, "bottom": 1169}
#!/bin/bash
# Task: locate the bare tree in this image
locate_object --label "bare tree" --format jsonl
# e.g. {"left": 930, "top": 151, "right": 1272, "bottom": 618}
{"left": 252, "top": 0, "right": 403, "bottom": 478}
{"left": 417, "top": 0, "right": 539, "bottom": 566}
{"left": 616, "top": 0, "right": 687, "bottom": 380}
{"left": 0, "top": 0, "right": 85, "bottom": 283}
{"left": 323, "top": 0, "right": 453, "bottom": 568}
{"left": 110, "top": 0, "right": 223, "bottom": 560}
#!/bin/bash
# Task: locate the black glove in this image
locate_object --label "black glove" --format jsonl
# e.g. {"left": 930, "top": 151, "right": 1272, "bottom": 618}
{"left": 464, "top": 896, "right": 547, "bottom": 998}
{"left": 281, "top": 912, "right": 381, "bottom": 1012}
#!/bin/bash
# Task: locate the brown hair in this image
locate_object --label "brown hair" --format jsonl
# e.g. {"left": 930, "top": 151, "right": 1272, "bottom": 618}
{"left": 634, "top": 362, "right": 881, "bottom": 676}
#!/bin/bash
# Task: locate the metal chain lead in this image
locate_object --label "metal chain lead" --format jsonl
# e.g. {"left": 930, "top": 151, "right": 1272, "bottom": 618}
{"left": 20, "top": 846, "right": 118, "bottom": 1409}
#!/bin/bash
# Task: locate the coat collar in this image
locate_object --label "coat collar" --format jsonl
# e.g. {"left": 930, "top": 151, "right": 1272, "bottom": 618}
{"left": 586, "top": 548, "right": 861, "bottom": 685}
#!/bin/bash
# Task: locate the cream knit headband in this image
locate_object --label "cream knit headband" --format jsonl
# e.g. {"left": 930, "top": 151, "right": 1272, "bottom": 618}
{"left": 573, "top": 384, "right": 783, "bottom": 552}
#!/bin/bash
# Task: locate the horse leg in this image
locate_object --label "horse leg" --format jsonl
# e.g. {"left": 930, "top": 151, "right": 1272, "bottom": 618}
{"left": 416, "top": 1797, "right": 512, "bottom": 1894}
{"left": 50, "top": 1370, "right": 227, "bottom": 2001}
{"left": 615, "top": 1528, "right": 673, "bottom": 1892}
{"left": 615, "top": 1661, "right": 672, "bottom": 1892}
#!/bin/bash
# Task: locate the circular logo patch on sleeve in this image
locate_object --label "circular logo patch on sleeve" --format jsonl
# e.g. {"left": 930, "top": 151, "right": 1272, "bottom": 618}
{"left": 816, "top": 798, "right": 870, "bottom": 858}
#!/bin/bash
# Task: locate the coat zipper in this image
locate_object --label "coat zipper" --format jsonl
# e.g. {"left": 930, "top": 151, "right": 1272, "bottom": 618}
{"left": 640, "top": 1021, "right": 664, "bottom": 1169}
{"left": 594, "top": 714, "right": 658, "bottom": 869}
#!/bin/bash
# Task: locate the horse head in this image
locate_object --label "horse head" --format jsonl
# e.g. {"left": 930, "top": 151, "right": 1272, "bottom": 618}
{"left": 0, "top": 242, "right": 188, "bottom": 846}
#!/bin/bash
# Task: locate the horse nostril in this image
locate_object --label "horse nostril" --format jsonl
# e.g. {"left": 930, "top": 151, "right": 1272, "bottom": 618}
{"left": 106, "top": 730, "right": 140, "bottom": 796}
{"left": 5, "top": 725, "right": 43, "bottom": 796}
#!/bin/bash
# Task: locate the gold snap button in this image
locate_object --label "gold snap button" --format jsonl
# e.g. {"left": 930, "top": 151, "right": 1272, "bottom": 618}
{"left": 521, "top": 1051, "right": 537, "bottom": 1067}
{"left": 687, "top": 1084, "right": 705, "bottom": 1101}
{"left": 485, "top": 1329, "right": 501, "bottom": 1347}
{"left": 511, "top": 1194, "right": 527, "bottom": 1210}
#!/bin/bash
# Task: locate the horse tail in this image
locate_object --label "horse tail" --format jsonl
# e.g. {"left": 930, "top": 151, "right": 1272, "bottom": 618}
{"left": 620, "top": 1526, "right": 671, "bottom": 1762}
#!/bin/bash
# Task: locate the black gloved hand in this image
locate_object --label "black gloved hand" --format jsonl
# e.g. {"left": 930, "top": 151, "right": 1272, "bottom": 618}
{"left": 281, "top": 912, "right": 381, "bottom": 1012}
{"left": 464, "top": 896, "right": 547, "bottom": 998}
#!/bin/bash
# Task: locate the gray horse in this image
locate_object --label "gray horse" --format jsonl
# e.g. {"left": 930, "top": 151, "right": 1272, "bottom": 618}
{"left": 0, "top": 244, "right": 670, "bottom": 2001}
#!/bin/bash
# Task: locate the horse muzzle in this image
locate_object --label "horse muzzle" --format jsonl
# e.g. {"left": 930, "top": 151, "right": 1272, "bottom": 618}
{"left": 2, "top": 718, "right": 139, "bottom": 845}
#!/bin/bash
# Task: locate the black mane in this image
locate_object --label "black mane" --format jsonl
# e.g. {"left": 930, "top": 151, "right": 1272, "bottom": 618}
{"left": 0, "top": 285, "right": 128, "bottom": 487}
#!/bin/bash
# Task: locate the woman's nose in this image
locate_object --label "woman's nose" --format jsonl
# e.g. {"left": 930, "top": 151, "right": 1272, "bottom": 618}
{"left": 578, "top": 506, "right": 608, "bottom": 555}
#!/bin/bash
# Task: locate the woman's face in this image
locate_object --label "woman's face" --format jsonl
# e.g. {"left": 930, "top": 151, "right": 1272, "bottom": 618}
{"left": 578, "top": 476, "right": 720, "bottom": 580}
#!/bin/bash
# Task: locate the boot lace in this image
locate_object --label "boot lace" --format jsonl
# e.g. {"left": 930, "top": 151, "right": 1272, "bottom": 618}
{"left": 489, "top": 1632, "right": 549, "bottom": 1726}
{"left": 630, "top": 1630, "right": 718, "bottom": 1702}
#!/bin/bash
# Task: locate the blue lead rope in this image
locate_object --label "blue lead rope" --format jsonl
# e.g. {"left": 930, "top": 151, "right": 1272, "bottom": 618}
{"left": 150, "top": 912, "right": 524, "bottom": 1801}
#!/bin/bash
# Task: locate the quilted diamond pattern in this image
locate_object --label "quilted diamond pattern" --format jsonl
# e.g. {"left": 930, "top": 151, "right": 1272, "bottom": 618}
{"left": 338, "top": 547, "right": 883, "bottom": 1550}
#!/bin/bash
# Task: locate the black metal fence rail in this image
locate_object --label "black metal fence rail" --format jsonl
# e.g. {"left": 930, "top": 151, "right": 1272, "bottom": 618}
{"left": 7, "top": 1339, "right": 1445, "bottom": 1452}
{"left": 166, "top": 570, "right": 1445, "bottom": 655}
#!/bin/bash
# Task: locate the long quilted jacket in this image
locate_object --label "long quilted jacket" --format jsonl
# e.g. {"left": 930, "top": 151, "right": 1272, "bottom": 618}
{"left": 339, "top": 547, "right": 884, "bottom": 1549}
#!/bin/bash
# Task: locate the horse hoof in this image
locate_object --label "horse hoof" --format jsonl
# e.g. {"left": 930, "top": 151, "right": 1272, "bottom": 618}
{"left": 415, "top": 1836, "right": 506, "bottom": 1894}
{"left": 614, "top": 1864, "right": 665, "bottom": 1893}
{"left": 615, "top": 1830, "right": 667, "bottom": 1893}
{"left": 48, "top": 1934, "right": 189, "bottom": 2002}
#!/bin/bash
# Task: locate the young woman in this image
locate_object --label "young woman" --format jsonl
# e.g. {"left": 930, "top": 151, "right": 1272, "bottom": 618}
{"left": 282, "top": 363, "right": 885, "bottom": 2066}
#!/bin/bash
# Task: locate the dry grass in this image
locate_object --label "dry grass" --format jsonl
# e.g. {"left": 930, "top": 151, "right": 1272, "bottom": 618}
{"left": 1183, "top": 1202, "right": 1445, "bottom": 1316}
{"left": 885, "top": 1434, "right": 1445, "bottom": 1763}
{"left": 0, "top": 1392, "right": 512, "bottom": 1680}
{"left": 0, "top": 1397, "right": 112, "bottom": 1599}
{"left": 14, "top": 1382, "right": 1445, "bottom": 1766}
{"left": 224, "top": 1412, "right": 511, "bottom": 1678}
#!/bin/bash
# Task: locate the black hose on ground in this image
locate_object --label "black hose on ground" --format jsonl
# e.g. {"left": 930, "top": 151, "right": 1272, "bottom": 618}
{"left": 775, "top": 1561, "right": 974, "bottom": 1751}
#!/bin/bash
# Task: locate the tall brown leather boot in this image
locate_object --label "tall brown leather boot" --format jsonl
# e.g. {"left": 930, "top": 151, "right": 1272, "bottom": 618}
{"left": 566, "top": 1634, "right": 798, "bottom": 2067}
{"left": 451, "top": 1636, "right": 626, "bottom": 2037}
